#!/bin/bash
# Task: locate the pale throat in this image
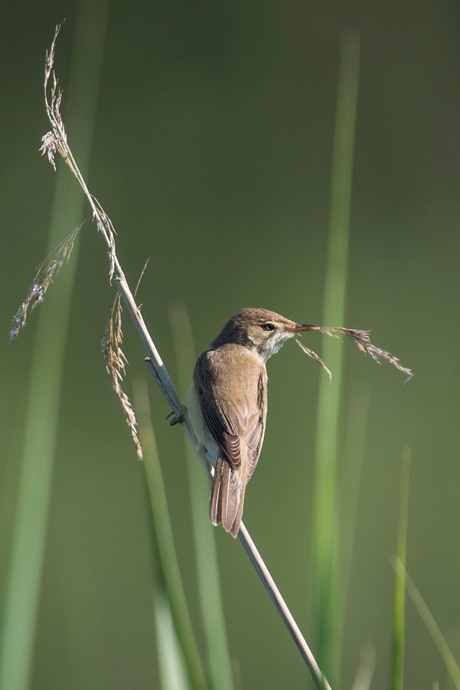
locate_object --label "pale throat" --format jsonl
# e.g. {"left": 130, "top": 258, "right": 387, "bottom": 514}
{"left": 254, "top": 332, "right": 294, "bottom": 362}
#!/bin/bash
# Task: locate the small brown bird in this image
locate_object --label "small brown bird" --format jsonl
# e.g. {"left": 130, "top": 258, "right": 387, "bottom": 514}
{"left": 188, "top": 308, "right": 315, "bottom": 538}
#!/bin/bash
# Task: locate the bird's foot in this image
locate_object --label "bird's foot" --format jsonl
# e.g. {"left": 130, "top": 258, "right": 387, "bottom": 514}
{"left": 167, "top": 407, "right": 185, "bottom": 426}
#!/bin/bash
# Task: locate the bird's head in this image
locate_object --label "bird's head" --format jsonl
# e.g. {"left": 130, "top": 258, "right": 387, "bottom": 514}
{"left": 211, "top": 307, "right": 317, "bottom": 361}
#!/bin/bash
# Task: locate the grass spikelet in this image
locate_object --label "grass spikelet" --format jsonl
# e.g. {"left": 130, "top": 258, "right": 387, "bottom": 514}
{"left": 9, "top": 222, "right": 84, "bottom": 341}
{"left": 102, "top": 294, "right": 143, "bottom": 459}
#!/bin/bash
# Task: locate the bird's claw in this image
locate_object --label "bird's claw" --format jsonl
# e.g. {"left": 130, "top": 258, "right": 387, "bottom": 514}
{"left": 167, "top": 409, "right": 185, "bottom": 426}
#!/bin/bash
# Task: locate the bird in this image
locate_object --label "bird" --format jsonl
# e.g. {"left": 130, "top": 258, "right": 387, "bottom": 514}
{"left": 187, "top": 308, "right": 315, "bottom": 538}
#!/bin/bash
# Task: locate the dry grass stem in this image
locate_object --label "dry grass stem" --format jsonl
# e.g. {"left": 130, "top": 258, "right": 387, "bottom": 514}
{"left": 102, "top": 295, "right": 143, "bottom": 459}
{"left": 134, "top": 258, "right": 151, "bottom": 298}
{"left": 295, "top": 340, "right": 332, "bottom": 380}
{"left": 40, "top": 23, "right": 117, "bottom": 281}
{"left": 9, "top": 222, "right": 84, "bottom": 341}
{"left": 296, "top": 326, "right": 413, "bottom": 382}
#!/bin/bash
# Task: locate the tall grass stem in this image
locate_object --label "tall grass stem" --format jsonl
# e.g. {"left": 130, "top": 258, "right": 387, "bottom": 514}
{"left": 311, "top": 30, "right": 360, "bottom": 680}
{"left": 337, "top": 387, "right": 370, "bottom": 671}
{"left": 393, "top": 560, "right": 460, "bottom": 688}
{"left": 391, "top": 449, "right": 411, "bottom": 690}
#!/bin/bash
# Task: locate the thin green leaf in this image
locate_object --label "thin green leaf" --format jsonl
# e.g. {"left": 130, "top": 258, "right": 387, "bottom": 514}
{"left": 153, "top": 589, "right": 190, "bottom": 690}
{"left": 351, "top": 645, "right": 376, "bottom": 690}
{"left": 311, "top": 30, "right": 360, "bottom": 681}
{"left": 391, "top": 449, "right": 411, "bottom": 690}
{"left": 135, "top": 381, "right": 208, "bottom": 690}
{"left": 393, "top": 559, "right": 460, "bottom": 689}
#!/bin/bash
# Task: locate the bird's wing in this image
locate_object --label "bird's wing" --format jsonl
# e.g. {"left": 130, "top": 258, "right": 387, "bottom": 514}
{"left": 193, "top": 350, "right": 266, "bottom": 479}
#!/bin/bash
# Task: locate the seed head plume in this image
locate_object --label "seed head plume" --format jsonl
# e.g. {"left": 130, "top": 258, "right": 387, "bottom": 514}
{"left": 10, "top": 222, "right": 84, "bottom": 341}
{"left": 295, "top": 325, "right": 413, "bottom": 381}
{"left": 102, "top": 294, "right": 143, "bottom": 459}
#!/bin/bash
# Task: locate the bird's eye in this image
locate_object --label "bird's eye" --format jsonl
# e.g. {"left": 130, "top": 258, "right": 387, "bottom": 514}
{"left": 261, "top": 323, "right": 276, "bottom": 332}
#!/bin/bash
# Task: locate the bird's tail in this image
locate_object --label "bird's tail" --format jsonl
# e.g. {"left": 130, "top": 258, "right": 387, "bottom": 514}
{"left": 210, "top": 458, "right": 245, "bottom": 538}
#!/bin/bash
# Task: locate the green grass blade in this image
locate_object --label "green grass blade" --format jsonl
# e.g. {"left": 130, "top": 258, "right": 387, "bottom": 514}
{"left": 393, "top": 559, "right": 460, "bottom": 689}
{"left": 153, "top": 588, "right": 190, "bottom": 690}
{"left": 351, "top": 645, "right": 376, "bottom": 690}
{"left": 311, "top": 31, "right": 360, "bottom": 680}
{"left": 135, "top": 382, "right": 208, "bottom": 690}
{"left": 337, "top": 387, "right": 370, "bottom": 671}
{"left": 169, "top": 304, "right": 234, "bottom": 690}
{"left": 0, "top": 5, "right": 109, "bottom": 690}
{"left": 391, "top": 449, "right": 411, "bottom": 690}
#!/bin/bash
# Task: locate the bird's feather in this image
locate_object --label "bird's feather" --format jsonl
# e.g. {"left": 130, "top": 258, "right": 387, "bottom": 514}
{"left": 193, "top": 344, "right": 267, "bottom": 536}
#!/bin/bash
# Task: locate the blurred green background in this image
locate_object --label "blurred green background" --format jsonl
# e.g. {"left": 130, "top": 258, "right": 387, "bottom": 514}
{"left": 1, "top": 0, "right": 460, "bottom": 688}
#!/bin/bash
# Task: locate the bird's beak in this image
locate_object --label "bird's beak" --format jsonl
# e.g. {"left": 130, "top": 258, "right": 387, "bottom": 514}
{"left": 288, "top": 323, "right": 319, "bottom": 333}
